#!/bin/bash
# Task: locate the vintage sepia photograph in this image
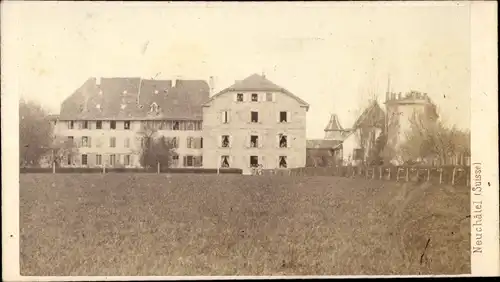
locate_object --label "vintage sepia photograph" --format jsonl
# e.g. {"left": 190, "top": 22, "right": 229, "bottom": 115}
{"left": 2, "top": 1, "right": 498, "bottom": 279}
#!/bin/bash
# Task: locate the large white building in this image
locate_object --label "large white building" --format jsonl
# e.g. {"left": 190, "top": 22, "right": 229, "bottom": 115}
{"left": 51, "top": 74, "right": 309, "bottom": 171}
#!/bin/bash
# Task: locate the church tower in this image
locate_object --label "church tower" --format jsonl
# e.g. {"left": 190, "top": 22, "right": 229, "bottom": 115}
{"left": 324, "top": 114, "right": 346, "bottom": 141}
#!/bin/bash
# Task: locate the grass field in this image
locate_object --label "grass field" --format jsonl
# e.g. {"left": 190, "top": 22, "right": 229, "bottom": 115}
{"left": 20, "top": 174, "right": 470, "bottom": 276}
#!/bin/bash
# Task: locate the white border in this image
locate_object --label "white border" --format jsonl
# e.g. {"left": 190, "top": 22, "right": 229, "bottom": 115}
{"left": 2, "top": 1, "right": 499, "bottom": 280}
{"left": 470, "top": 1, "right": 500, "bottom": 277}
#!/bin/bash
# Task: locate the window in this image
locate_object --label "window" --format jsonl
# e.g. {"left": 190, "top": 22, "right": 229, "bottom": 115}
{"left": 68, "top": 121, "right": 74, "bottom": 129}
{"left": 67, "top": 154, "right": 72, "bottom": 165}
{"left": 250, "top": 135, "right": 259, "bottom": 148}
{"left": 266, "top": 92, "right": 273, "bottom": 101}
{"left": 173, "top": 121, "right": 180, "bottom": 130}
{"left": 110, "top": 137, "right": 116, "bottom": 148}
{"left": 187, "top": 122, "right": 194, "bottom": 130}
{"left": 251, "top": 111, "right": 259, "bottom": 123}
{"left": 280, "top": 111, "right": 288, "bottom": 123}
{"left": 279, "top": 156, "right": 288, "bottom": 168}
{"left": 279, "top": 134, "right": 288, "bottom": 148}
{"left": 251, "top": 93, "right": 258, "bottom": 102}
{"left": 110, "top": 121, "right": 116, "bottom": 130}
{"left": 172, "top": 155, "right": 179, "bottom": 167}
{"left": 183, "top": 155, "right": 194, "bottom": 167}
{"left": 68, "top": 136, "right": 74, "bottom": 143}
{"left": 236, "top": 93, "right": 244, "bottom": 102}
{"left": 353, "top": 149, "right": 364, "bottom": 160}
{"left": 96, "top": 154, "right": 102, "bottom": 166}
{"left": 186, "top": 137, "right": 193, "bottom": 148}
{"left": 221, "top": 135, "right": 230, "bottom": 148}
{"left": 82, "top": 154, "right": 88, "bottom": 166}
{"left": 109, "top": 154, "right": 116, "bottom": 166}
{"left": 171, "top": 137, "right": 178, "bottom": 148}
{"left": 81, "top": 136, "right": 91, "bottom": 147}
{"left": 124, "top": 155, "right": 131, "bottom": 166}
{"left": 124, "top": 121, "right": 131, "bottom": 130}
{"left": 96, "top": 121, "right": 102, "bottom": 129}
{"left": 200, "top": 137, "right": 203, "bottom": 149}
{"left": 250, "top": 156, "right": 259, "bottom": 168}
{"left": 124, "top": 137, "right": 130, "bottom": 148}
{"left": 221, "top": 155, "right": 230, "bottom": 168}
{"left": 82, "top": 121, "right": 89, "bottom": 129}
{"left": 221, "top": 111, "right": 229, "bottom": 124}
{"left": 194, "top": 156, "right": 203, "bottom": 167}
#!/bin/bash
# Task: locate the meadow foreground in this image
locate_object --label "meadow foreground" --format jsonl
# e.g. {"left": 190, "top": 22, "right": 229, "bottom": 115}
{"left": 20, "top": 174, "right": 470, "bottom": 276}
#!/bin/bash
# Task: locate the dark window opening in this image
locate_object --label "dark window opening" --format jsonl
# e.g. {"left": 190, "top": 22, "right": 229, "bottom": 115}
{"left": 68, "top": 136, "right": 74, "bottom": 143}
{"left": 172, "top": 155, "right": 179, "bottom": 166}
{"left": 353, "top": 148, "right": 364, "bottom": 160}
{"left": 221, "top": 135, "right": 230, "bottom": 148}
{"left": 250, "top": 135, "right": 259, "bottom": 148}
{"left": 109, "top": 154, "right": 116, "bottom": 166}
{"left": 67, "top": 154, "right": 72, "bottom": 165}
{"left": 222, "top": 111, "right": 229, "bottom": 123}
{"left": 250, "top": 156, "right": 259, "bottom": 168}
{"left": 251, "top": 93, "right": 258, "bottom": 102}
{"left": 96, "top": 121, "right": 102, "bottom": 129}
{"left": 279, "top": 156, "right": 287, "bottom": 168}
{"left": 236, "top": 93, "right": 243, "bottom": 102}
{"left": 186, "top": 156, "right": 193, "bottom": 167}
{"left": 110, "top": 121, "right": 116, "bottom": 130}
{"left": 124, "top": 155, "right": 131, "bottom": 166}
{"left": 221, "top": 156, "right": 230, "bottom": 168}
{"left": 280, "top": 111, "right": 287, "bottom": 123}
{"left": 124, "top": 121, "right": 131, "bottom": 130}
{"left": 173, "top": 121, "right": 180, "bottom": 130}
{"left": 200, "top": 137, "right": 203, "bottom": 149}
{"left": 82, "top": 121, "right": 89, "bottom": 129}
{"left": 171, "top": 137, "right": 178, "bottom": 148}
{"left": 82, "top": 154, "right": 88, "bottom": 165}
{"left": 96, "top": 155, "right": 102, "bottom": 165}
{"left": 251, "top": 111, "right": 259, "bottom": 123}
{"left": 68, "top": 121, "right": 74, "bottom": 129}
{"left": 279, "top": 134, "right": 288, "bottom": 148}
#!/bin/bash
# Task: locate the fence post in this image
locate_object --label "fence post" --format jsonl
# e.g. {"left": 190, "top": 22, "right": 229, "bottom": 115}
{"left": 427, "top": 168, "right": 431, "bottom": 182}
{"left": 379, "top": 167, "right": 383, "bottom": 180}
{"left": 387, "top": 168, "right": 391, "bottom": 180}
{"left": 439, "top": 168, "right": 443, "bottom": 184}
{"left": 372, "top": 168, "right": 376, "bottom": 179}
{"left": 157, "top": 162, "right": 160, "bottom": 174}
{"left": 416, "top": 169, "right": 420, "bottom": 182}
{"left": 103, "top": 163, "right": 106, "bottom": 174}
{"left": 451, "top": 167, "right": 456, "bottom": 186}
{"left": 405, "top": 168, "right": 409, "bottom": 182}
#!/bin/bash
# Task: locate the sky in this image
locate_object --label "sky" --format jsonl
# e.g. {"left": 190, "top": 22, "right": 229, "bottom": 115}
{"left": 2, "top": 1, "right": 471, "bottom": 138}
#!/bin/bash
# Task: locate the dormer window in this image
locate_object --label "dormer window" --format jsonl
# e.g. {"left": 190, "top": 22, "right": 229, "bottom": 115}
{"left": 150, "top": 102, "right": 159, "bottom": 113}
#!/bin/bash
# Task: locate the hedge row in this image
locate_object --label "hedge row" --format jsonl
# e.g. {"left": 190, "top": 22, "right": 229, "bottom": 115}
{"left": 20, "top": 167, "right": 243, "bottom": 174}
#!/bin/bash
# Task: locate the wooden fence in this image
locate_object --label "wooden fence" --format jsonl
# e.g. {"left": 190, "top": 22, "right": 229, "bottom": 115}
{"left": 261, "top": 165, "right": 470, "bottom": 186}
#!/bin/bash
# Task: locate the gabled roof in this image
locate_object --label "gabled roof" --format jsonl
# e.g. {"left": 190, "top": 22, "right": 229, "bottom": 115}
{"left": 204, "top": 73, "right": 309, "bottom": 110}
{"left": 324, "top": 114, "right": 344, "bottom": 131}
{"left": 306, "top": 139, "right": 343, "bottom": 149}
{"left": 59, "top": 77, "right": 209, "bottom": 120}
{"left": 353, "top": 100, "right": 386, "bottom": 129}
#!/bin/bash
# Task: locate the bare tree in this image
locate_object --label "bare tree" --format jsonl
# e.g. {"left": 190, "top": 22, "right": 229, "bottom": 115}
{"left": 136, "top": 121, "right": 176, "bottom": 169}
{"left": 19, "top": 99, "right": 53, "bottom": 167}
{"left": 352, "top": 97, "right": 387, "bottom": 165}
{"left": 49, "top": 136, "right": 78, "bottom": 167}
{"left": 401, "top": 111, "right": 470, "bottom": 165}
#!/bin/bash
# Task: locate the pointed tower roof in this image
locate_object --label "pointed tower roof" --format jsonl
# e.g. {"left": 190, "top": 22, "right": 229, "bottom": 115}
{"left": 324, "top": 114, "right": 344, "bottom": 131}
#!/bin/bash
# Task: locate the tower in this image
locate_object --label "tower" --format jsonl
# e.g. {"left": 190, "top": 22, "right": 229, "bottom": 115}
{"left": 324, "top": 114, "right": 345, "bottom": 141}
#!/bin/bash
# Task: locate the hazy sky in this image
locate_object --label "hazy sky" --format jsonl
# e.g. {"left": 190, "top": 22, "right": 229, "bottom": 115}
{"left": 2, "top": 2, "right": 471, "bottom": 138}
